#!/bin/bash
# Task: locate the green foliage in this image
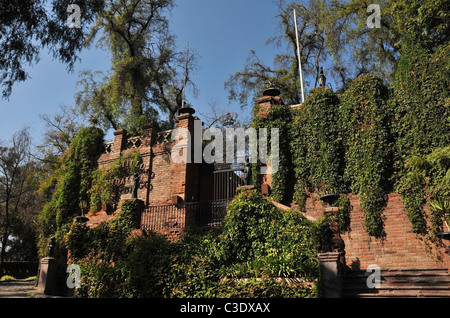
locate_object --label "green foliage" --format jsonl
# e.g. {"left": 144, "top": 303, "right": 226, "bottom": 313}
{"left": 75, "top": 234, "right": 173, "bottom": 298}
{"left": 339, "top": 75, "right": 393, "bottom": 236}
{"left": 167, "top": 240, "right": 221, "bottom": 298}
{"left": 290, "top": 88, "right": 344, "bottom": 208}
{"left": 392, "top": 34, "right": 450, "bottom": 166}
{"left": 0, "top": 0, "right": 103, "bottom": 98}
{"left": 69, "top": 189, "right": 320, "bottom": 298}
{"left": 393, "top": 34, "right": 450, "bottom": 233}
{"left": 65, "top": 222, "right": 90, "bottom": 261}
{"left": 68, "top": 199, "right": 144, "bottom": 263}
{"left": 67, "top": 198, "right": 165, "bottom": 298}
{"left": 398, "top": 146, "right": 450, "bottom": 237}
{"left": 211, "top": 278, "right": 317, "bottom": 298}
{"left": 219, "top": 189, "right": 281, "bottom": 264}
{"left": 219, "top": 189, "right": 321, "bottom": 280}
{"left": 323, "top": 194, "right": 351, "bottom": 233}
{"left": 76, "top": 0, "right": 196, "bottom": 133}
{"left": 38, "top": 126, "right": 104, "bottom": 258}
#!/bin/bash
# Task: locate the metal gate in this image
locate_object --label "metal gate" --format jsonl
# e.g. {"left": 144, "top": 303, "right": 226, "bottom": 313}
{"left": 199, "top": 165, "right": 247, "bottom": 202}
{"left": 212, "top": 168, "right": 246, "bottom": 200}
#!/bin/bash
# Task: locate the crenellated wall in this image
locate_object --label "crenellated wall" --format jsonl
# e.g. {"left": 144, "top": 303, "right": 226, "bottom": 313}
{"left": 87, "top": 110, "right": 201, "bottom": 238}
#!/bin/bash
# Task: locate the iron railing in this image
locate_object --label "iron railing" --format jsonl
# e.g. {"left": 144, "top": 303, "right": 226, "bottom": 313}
{"left": 187, "top": 199, "right": 231, "bottom": 227}
{"left": 141, "top": 204, "right": 185, "bottom": 232}
{"left": 141, "top": 199, "right": 231, "bottom": 232}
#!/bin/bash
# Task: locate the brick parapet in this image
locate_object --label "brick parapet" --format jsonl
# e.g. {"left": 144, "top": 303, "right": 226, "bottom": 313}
{"left": 304, "top": 192, "right": 449, "bottom": 270}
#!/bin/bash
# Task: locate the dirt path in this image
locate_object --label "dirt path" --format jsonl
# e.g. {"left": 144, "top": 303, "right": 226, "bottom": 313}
{"left": 0, "top": 281, "right": 37, "bottom": 298}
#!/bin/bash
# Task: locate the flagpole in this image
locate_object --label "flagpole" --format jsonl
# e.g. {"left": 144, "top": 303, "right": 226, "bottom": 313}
{"left": 294, "top": 9, "right": 305, "bottom": 103}
{"left": 182, "top": 42, "right": 189, "bottom": 108}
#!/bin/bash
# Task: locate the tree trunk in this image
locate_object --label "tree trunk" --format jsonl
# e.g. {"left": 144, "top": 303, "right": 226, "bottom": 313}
{"left": 0, "top": 232, "right": 8, "bottom": 278}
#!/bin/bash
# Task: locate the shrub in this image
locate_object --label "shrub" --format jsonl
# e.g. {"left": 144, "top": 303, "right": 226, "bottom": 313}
{"left": 218, "top": 189, "right": 321, "bottom": 280}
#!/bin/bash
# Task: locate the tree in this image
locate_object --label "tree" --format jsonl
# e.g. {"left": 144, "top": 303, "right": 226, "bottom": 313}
{"left": 226, "top": 0, "right": 450, "bottom": 107}
{"left": 75, "top": 0, "right": 198, "bottom": 135}
{"left": 225, "top": 0, "right": 345, "bottom": 108}
{"left": 0, "top": 0, "right": 104, "bottom": 99}
{"left": 330, "top": 0, "right": 450, "bottom": 84}
{"left": 0, "top": 129, "right": 39, "bottom": 274}
{"left": 38, "top": 105, "right": 84, "bottom": 161}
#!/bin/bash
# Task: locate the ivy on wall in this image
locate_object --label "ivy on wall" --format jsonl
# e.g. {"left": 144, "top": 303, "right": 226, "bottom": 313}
{"left": 252, "top": 102, "right": 294, "bottom": 204}
{"left": 392, "top": 33, "right": 450, "bottom": 234}
{"left": 392, "top": 34, "right": 450, "bottom": 167}
{"left": 290, "top": 88, "right": 344, "bottom": 209}
{"left": 254, "top": 67, "right": 448, "bottom": 237}
{"left": 339, "top": 75, "right": 393, "bottom": 237}
{"left": 38, "top": 127, "right": 104, "bottom": 258}
{"left": 399, "top": 146, "right": 450, "bottom": 237}
{"left": 89, "top": 150, "right": 143, "bottom": 214}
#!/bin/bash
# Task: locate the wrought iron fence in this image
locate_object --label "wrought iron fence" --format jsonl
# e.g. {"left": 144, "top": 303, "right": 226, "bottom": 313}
{"left": 141, "top": 199, "right": 231, "bottom": 232}
{"left": 141, "top": 204, "right": 185, "bottom": 232}
{"left": 187, "top": 199, "right": 231, "bottom": 227}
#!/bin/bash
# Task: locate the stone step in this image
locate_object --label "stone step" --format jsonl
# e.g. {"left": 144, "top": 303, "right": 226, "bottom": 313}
{"left": 345, "top": 268, "right": 449, "bottom": 276}
{"left": 344, "top": 282, "right": 450, "bottom": 290}
{"left": 350, "top": 290, "right": 450, "bottom": 298}
{"left": 343, "top": 268, "right": 450, "bottom": 298}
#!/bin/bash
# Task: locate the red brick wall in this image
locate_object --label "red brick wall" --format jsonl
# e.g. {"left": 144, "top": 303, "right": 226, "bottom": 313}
{"left": 304, "top": 193, "right": 449, "bottom": 270}
{"left": 91, "top": 113, "right": 199, "bottom": 240}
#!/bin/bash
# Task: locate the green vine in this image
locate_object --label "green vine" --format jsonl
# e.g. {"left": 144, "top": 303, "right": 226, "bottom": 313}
{"left": 290, "top": 87, "right": 344, "bottom": 209}
{"left": 89, "top": 150, "right": 143, "bottom": 214}
{"left": 398, "top": 146, "right": 450, "bottom": 237}
{"left": 252, "top": 102, "right": 293, "bottom": 204}
{"left": 339, "top": 75, "right": 393, "bottom": 237}
{"left": 38, "top": 126, "right": 104, "bottom": 258}
{"left": 393, "top": 33, "right": 450, "bottom": 234}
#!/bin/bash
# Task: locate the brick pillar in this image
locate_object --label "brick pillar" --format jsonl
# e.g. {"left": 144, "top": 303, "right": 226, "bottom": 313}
{"left": 142, "top": 124, "right": 154, "bottom": 148}
{"left": 112, "top": 129, "right": 127, "bottom": 156}
{"left": 141, "top": 124, "right": 154, "bottom": 206}
{"left": 255, "top": 86, "right": 283, "bottom": 193}
{"left": 173, "top": 107, "right": 198, "bottom": 203}
{"left": 173, "top": 107, "right": 200, "bottom": 233}
{"left": 256, "top": 86, "right": 283, "bottom": 118}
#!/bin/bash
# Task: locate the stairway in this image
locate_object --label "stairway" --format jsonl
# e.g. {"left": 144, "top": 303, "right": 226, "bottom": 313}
{"left": 343, "top": 268, "right": 450, "bottom": 298}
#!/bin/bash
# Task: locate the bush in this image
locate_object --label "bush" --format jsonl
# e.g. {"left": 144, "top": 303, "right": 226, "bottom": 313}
{"left": 218, "top": 189, "right": 321, "bottom": 280}
{"left": 212, "top": 278, "right": 317, "bottom": 298}
{"left": 69, "top": 189, "right": 321, "bottom": 298}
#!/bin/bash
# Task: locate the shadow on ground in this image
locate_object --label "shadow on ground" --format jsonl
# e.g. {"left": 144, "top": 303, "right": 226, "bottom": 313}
{"left": 0, "top": 281, "right": 36, "bottom": 298}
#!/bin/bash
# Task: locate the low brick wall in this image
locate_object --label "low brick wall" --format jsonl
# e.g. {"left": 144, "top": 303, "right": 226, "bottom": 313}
{"left": 304, "top": 193, "right": 449, "bottom": 270}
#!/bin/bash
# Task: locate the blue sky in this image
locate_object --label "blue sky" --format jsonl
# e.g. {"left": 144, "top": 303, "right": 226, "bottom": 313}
{"left": 0, "top": 0, "right": 287, "bottom": 145}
